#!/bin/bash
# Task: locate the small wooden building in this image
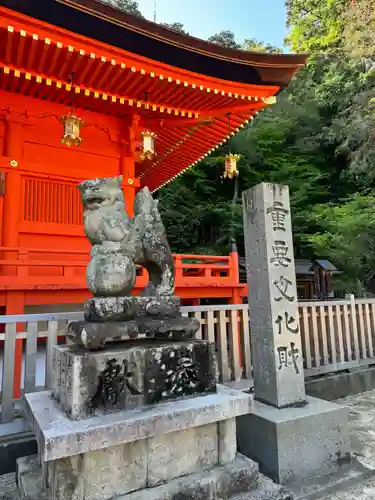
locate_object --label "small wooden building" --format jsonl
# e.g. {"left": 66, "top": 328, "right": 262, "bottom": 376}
{"left": 239, "top": 257, "right": 339, "bottom": 300}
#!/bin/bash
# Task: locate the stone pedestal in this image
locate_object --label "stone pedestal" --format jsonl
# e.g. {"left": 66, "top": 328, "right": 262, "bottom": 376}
{"left": 17, "top": 342, "right": 295, "bottom": 500}
{"left": 52, "top": 340, "right": 216, "bottom": 419}
{"left": 17, "top": 386, "right": 277, "bottom": 500}
{"left": 237, "top": 396, "right": 351, "bottom": 485}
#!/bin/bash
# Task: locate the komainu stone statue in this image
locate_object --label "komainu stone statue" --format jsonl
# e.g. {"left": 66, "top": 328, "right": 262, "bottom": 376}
{"left": 78, "top": 176, "right": 174, "bottom": 297}
{"left": 68, "top": 175, "right": 199, "bottom": 349}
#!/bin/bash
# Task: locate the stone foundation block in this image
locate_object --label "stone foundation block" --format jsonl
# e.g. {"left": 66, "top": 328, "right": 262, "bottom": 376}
{"left": 237, "top": 396, "right": 350, "bottom": 485}
{"left": 17, "top": 453, "right": 262, "bottom": 500}
{"left": 25, "top": 386, "right": 250, "bottom": 463}
{"left": 18, "top": 388, "right": 299, "bottom": 500}
{"left": 52, "top": 339, "right": 216, "bottom": 419}
{"left": 31, "top": 421, "right": 231, "bottom": 499}
{"left": 46, "top": 439, "right": 148, "bottom": 499}
{"left": 147, "top": 422, "right": 218, "bottom": 486}
{"left": 24, "top": 420, "right": 232, "bottom": 499}
{"left": 21, "top": 386, "right": 252, "bottom": 499}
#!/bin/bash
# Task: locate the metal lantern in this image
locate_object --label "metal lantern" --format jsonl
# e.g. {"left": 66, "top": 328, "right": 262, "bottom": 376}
{"left": 223, "top": 153, "right": 241, "bottom": 179}
{"left": 140, "top": 130, "right": 156, "bottom": 160}
{"left": 263, "top": 96, "right": 277, "bottom": 105}
{"left": 60, "top": 114, "right": 84, "bottom": 147}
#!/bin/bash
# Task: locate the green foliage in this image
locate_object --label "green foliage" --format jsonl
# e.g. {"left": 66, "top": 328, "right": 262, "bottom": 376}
{"left": 304, "top": 195, "right": 375, "bottom": 295}
{"left": 243, "top": 38, "right": 283, "bottom": 54}
{"left": 207, "top": 31, "right": 241, "bottom": 49}
{"left": 285, "top": 0, "right": 347, "bottom": 53}
{"left": 158, "top": 32, "right": 375, "bottom": 294}
{"left": 161, "top": 22, "right": 189, "bottom": 35}
{"left": 343, "top": 0, "right": 375, "bottom": 59}
{"left": 103, "top": 0, "right": 144, "bottom": 17}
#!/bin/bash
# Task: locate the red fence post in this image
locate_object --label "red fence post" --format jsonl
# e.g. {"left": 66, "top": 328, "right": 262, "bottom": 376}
{"left": 228, "top": 244, "right": 243, "bottom": 370}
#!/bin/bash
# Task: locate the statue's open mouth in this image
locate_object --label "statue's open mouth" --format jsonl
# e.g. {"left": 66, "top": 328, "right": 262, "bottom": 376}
{"left": 85, "top": 195, "right": 105, "bottom": 206}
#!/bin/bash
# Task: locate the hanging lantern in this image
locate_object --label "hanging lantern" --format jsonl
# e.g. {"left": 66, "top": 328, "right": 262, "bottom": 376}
{"left": 59, "top": 114, "right": 84, "bottom": 147}
{"left": 223, "top": 153, "right": 241, "bottom": 179}
{"left": 263, "top": 96, "right": 277, "bottom": 106}
{"left": 140, "top": 130, "right": 157, "bottom": 160}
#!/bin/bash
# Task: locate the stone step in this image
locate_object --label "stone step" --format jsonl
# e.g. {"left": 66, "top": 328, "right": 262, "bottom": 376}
{"left": 17, "top": 453, "right": 260, "bottom": 500}
{"left": 17, "top": 455, "right": 48, "bottom": 500}
{"left": 18, "top": 455, "right": 293, "bottom": 500}
{"left": 230, "top": 474, "right": 293, "bottom": 500}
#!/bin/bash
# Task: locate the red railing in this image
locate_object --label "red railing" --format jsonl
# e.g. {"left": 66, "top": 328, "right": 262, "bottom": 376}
{"left": 0, "top": 247, "right": 239, "bottom": 291}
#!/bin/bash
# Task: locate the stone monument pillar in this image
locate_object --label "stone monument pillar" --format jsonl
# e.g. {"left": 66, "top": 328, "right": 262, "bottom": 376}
{"left": 16, "top": 176, "right": 291, "bottom": 500}
{"left": 237, "top": 182, "right": 351, "bottom": 486}
{"left": 242, "top": 182, "right": 305, "bottom": 408}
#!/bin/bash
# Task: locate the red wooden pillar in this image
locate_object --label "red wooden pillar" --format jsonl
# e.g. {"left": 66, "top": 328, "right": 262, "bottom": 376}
{"left": 229, "top": 245, "right": 241, "bottom": 305}
{"left": 120, "top": 145, "right": 136, "bottom": 217}
{"left": 120, "top": 113, "right": 140, "bottom": 217}
{"left": 2, "top": 116, "right": 25, "bottom": 399}
{"left": 2, "top": 117, "right": 23, "bottom": 254}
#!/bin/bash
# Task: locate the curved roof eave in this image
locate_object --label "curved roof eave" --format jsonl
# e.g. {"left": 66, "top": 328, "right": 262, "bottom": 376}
{"left": 3, "top": 0, "right": 308, "bottom": 87}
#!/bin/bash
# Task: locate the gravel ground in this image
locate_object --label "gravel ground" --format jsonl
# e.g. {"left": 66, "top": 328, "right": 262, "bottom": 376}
{"left": 0, "top": 472, "right": 17, "bottom": 500}
{"left": 3, "top": 390, "right": 375, "bottom": 499}
{"left": 312, "top": 390, "right": 375, "bottom": 499}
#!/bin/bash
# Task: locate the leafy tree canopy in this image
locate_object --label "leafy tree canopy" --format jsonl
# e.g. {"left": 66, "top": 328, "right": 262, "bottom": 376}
{"left": 161, "top": 22, "right": 190, "bottom": 35}
{"left": 285, "top": 0, "right": 347, "bottom": 53}
{"left": 207, "top": 30, "right": 241, "bottom": 49}
{"left": 243, "top": 38, "right": 282, "bottom": 53}
{"left": 342, "top": 0, "right": 375, "bottom": 60}
{"left": 304, "top": 195, "right": 375, "bottom": 295}
{"left": 102, "top": 0, "right": 144, "bottom": 17}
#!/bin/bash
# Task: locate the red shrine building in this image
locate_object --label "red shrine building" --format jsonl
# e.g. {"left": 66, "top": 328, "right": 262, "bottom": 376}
{"left": 0, "top": 0, "right": 306, "bottom": 317}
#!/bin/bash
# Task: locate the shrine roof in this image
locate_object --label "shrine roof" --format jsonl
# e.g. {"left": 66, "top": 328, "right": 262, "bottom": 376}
{"left": 0, "top": 0, "right": 308, "bottom": 191}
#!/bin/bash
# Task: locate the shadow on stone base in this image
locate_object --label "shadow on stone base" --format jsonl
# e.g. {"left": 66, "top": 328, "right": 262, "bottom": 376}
{"left": 0, "top": 435, "right": 37, "bottom": 475}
